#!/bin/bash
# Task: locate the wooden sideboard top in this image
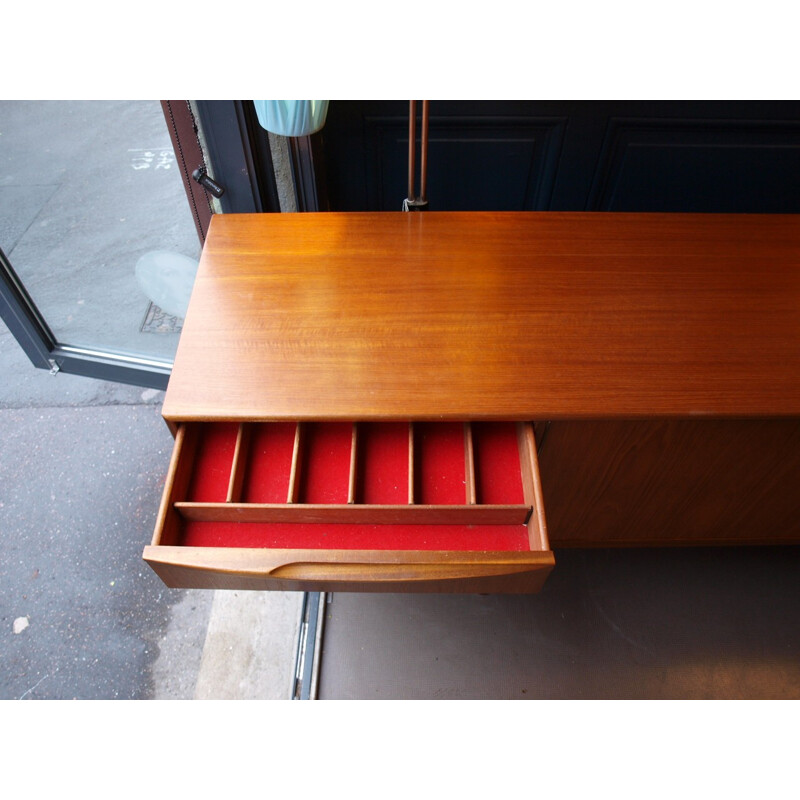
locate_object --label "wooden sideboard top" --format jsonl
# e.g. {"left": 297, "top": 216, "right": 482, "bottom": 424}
{"left": 163, "top": 211, "right": 800, "bottom": 422}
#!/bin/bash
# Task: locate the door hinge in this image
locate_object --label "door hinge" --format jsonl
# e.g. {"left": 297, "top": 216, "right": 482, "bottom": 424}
{"left": 48, "top": 359, "right": 61, "bottom": 375}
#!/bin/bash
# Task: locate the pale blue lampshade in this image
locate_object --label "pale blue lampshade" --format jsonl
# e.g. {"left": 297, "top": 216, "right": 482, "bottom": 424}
{"left": 253, "top": 100, "right": 329, "bottom": 137}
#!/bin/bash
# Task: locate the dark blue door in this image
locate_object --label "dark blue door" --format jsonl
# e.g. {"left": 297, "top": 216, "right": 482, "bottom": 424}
{"left": 317, "top": 100, "right": 800, "bottom": 212}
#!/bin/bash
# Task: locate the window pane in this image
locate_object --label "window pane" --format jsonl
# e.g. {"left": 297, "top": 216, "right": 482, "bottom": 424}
{"left": 0, "top": 100, "right": 202, "bottom": 361}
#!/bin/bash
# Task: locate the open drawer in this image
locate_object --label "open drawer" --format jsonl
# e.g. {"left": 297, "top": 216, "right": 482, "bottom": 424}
{"left": 144, "top": 421, "right": 554, "bottom": 592}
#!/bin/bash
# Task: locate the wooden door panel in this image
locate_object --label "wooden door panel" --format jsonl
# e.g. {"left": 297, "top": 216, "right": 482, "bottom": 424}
{"left": 538, "top": 419, "right": 800, "bottom": 546}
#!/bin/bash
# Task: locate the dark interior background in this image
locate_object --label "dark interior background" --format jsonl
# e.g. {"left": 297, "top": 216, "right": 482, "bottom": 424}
{"left": 315, "top": 100, "right": 800, "bottom": 213}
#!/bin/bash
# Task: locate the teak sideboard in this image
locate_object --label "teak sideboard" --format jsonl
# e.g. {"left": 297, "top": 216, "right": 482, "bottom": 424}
{"left": 144, "top": 212, "right": 800, "bottom": 593}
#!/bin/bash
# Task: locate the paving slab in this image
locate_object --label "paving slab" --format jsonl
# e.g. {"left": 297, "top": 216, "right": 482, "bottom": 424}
{"left": 194, "top": 591, "right": 302, "bottom": 700}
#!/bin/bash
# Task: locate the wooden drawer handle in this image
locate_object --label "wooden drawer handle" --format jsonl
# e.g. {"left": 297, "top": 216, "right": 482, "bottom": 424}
{"left": 144, "top": 546, "right": 552, "bottom": 583}
{"left": 269, "top": 560, "right": 548, "bottom": 583}
{"left": 144, "top": 546, "right": 554, "bottom": 592}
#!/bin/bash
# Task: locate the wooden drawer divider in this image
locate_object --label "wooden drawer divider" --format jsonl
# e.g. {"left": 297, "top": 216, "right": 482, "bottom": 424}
{"left": 172, "top": 420, "right": 537, "bottom": 527}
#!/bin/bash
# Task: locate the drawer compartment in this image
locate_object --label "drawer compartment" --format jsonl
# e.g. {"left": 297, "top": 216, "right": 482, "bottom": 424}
{"left": 144, "top": 421, "right": 553, "bottom": 592}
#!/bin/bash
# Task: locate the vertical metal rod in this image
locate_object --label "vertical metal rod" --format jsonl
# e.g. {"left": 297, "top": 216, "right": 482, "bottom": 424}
{"left": 407, "top": 100, "right": 417, "bottom": 202}
{"left": 420, "top": 100, "right": 430, "bottom": 202}
{"left": 292, "top": 591, "right": 324, "bottom": 700}
{"left": 308, "top": 591, "right": 326, "bottom": 700}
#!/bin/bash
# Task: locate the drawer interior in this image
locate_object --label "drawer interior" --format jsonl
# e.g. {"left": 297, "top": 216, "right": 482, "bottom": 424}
{"left": 153, "top": 420, "right": 547, "bottom": 553}
{"left": 180, "top": 521, "right": 530, "bottom": 551}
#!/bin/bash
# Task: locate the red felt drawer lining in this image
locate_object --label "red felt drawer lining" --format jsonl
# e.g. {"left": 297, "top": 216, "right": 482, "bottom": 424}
{"left": 358, "top": 422, "right": 408, "bottom": 504}
{"left": 186, "top": 422, "right": 238, "bottom": 501}
{"left": 299, "top": 421, "right": 352, "bottom": 504}
{"left": 186, "top": 422, "right": 524, "bottom": 505}
{"left": 415, "top": 422, "right": 467, "bottom": 504}
{"left": 242, "top": 421, "right": 296, "bottom": 503}
{"left": 178, "top": 421, "right": 529, "bottom": 551}
{"left": 181, "top": 520, "right": 530, "bottom": 551}
{"left": 472, "top": 422, "right": 525, "bottom": 504}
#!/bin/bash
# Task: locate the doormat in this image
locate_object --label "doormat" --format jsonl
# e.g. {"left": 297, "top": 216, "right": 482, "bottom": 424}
{"left": 140, "top": 301, "right": 184, "bottom": 334}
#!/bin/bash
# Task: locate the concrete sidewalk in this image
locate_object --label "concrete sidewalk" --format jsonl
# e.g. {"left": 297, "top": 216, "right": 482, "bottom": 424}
{"left": 0, "top": 321, "right": 302, "bottom": 699}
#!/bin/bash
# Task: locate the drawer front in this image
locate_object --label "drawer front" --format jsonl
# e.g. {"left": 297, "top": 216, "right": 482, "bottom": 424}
{"left": 143, "top": 547, "right": 553, "bottom": 593}
{"left": 145, "top": 420, "right": 553, "bottom": 592}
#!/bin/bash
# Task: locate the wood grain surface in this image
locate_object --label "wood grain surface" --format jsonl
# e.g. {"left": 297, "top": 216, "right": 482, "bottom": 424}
{"left": 538, "top": 418, "right": 800, "bottom": 545}
{"left": 163, "top": 212, "right": 800, "bottom": 422}
{"left": 143, "top": 545, "right": 554, "bottom": 593}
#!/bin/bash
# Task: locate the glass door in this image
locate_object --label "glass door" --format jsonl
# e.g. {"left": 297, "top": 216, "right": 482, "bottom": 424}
{"left": 0, "top": 100, "right": 208, "bottom": 388}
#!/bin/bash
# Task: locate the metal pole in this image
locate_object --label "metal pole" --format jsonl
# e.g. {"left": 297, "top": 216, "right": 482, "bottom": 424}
{"left": 420, "top": 100, "right": 429, "bottom": 203}
{"left": 407, "top": 100, "right": 417, "bottom": 204}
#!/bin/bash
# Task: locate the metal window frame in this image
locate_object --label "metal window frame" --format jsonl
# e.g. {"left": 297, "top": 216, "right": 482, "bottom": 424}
{"left": 288, "top": 132, "right": 328, "bottom": 212}
{"left": 1, "top": 246, "right": 172, "bottom": 389}
{"left": 291, "top": 591, "right": 325, "bottom": 700}
{"left": 194, "top": 100, "right": 281, "bottom": 214}
{"left": 0, "top": 100, "right": 283, "bottom": 391}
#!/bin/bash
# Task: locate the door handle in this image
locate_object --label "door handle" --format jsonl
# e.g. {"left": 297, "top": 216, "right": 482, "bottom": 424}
{"left": 192, "top": 167, "right": 225, "bottom": 198}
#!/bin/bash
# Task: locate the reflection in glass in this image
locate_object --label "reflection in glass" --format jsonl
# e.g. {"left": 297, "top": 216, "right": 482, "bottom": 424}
{"left": 0, "top": 100, "right": 202, "bottom": 361}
